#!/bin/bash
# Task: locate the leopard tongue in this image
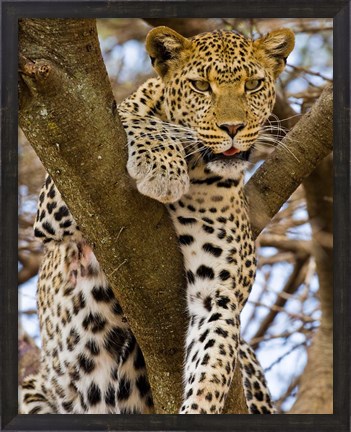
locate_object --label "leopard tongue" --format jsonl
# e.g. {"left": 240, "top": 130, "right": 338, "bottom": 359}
{"left": 222, "top": 147, "right": 240, "bottom": 156}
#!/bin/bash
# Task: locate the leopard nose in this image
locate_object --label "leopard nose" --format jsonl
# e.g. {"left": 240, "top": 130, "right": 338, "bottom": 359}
{"left": 218, "top": 123, "right": 246, "bottom": 138}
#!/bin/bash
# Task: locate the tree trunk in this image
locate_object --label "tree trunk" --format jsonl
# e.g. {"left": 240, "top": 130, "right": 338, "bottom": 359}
{"left": 18, "top": 19, "right": 333, "bottom": 414}
{"left": 290, "top": 156, "right": 333, "bottom": 413}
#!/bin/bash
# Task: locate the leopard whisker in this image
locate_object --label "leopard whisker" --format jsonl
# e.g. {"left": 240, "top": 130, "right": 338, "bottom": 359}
{"left": 255, "top": 135, "right": 300, "bottom": 162}
{"left": 185, "top": 146, "right": 208, "bottom": 159}
{"left": 267, "top": 112, "right": 303, "bottom": 124}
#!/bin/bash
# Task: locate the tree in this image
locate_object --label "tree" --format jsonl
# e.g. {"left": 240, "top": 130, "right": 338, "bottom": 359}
{"left": 18, "top": 18, "right": 333, "bottom": 414}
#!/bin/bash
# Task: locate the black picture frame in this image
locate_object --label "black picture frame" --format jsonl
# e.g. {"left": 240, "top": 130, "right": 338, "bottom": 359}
{"left": 1, "top": 1, "right": 350, "bottom": 431}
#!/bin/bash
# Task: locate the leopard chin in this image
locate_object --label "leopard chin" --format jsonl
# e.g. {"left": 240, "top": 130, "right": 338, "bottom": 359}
{"left": 199, "top": 148, "right": 252, "bottom": 177}
{"left": 206, "top": 158, "right": 249, "bottom": 178}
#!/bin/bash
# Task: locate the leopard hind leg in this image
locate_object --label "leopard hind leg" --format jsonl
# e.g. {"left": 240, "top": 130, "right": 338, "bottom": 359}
{"left": 238, "top": 338, "right": 275, "bottom": 414}
{"left": 20, "top": 374, "right": 57, "bottom": 414}
{"left": 116, "top": 336, "right": 154, "bottom": 414}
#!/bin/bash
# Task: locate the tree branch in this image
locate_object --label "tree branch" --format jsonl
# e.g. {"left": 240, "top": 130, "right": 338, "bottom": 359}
{"left": 250, "top": 253, "right": 310, "bottom": 349}
{"left": 245, "top": 84, "right": 333, "bottom": 239}
{"left": 18, "top": 250, "right": 43, "bottom": 285}
{"left": 258, "top": 234, "right": 312, "bottom": 254}
{"left": 18, "top": 330, "right": 41, "bottom": 387}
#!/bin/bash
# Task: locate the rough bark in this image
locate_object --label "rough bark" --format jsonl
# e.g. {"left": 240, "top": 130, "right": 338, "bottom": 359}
{"left": 18, "top": 19, "right": 333, "bottom": 414}
{"left": 290, "top": 156, "right": 333, "bottom": 413}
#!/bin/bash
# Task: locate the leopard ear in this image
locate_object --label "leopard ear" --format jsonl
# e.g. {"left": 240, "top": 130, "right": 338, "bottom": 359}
{"left": 254, "top": 29, "right": 295, "bottom": 78}
{"left": 146, "top": 26, "right": 191, "bottom": 78}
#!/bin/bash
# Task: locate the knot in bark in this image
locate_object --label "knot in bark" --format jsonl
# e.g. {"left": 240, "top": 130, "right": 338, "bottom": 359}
{"left": 20, "top": 56, "right": 53, "bottom": 83}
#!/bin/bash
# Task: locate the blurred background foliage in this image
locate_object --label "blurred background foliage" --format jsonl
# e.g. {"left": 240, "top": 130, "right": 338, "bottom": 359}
{"left": 18, "top": 18, "right": 333, "bottom": 413}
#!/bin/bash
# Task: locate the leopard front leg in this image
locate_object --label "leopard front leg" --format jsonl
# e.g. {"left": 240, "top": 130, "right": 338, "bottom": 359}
{"left": 180, "top": 293, "right": 242, "bottom": 414}
{"left": 121, "top": 113, "right": 190, "bottom": 204}
{"left": 169, "top": 185, "right": 260, "bottom": 414}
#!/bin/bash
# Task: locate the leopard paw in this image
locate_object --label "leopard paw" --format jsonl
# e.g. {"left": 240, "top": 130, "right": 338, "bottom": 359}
{"left": 127, "top": 150, "right": 189, "bottom": 203}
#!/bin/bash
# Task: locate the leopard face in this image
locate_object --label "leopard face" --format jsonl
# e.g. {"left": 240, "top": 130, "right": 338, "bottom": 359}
{"left": 146, "top": 27, "right": 294, "bottom": 173}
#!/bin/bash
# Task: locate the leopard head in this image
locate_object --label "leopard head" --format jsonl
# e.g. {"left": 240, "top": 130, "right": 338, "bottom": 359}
{"left": 146, "top": 26, "right": 294, "bottom": 173}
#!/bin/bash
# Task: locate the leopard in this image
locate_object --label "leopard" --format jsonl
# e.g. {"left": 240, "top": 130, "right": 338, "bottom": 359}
{"left": 20, "top": 25, "right": 295, "bottom": 415}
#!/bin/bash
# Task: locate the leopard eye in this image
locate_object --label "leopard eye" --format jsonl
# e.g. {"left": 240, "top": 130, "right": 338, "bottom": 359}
{"left": 190, "top": 80, "right": 211, "bottom": 93}
{"left": 245, "top": 78, "right": 264, "bottom": 92}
